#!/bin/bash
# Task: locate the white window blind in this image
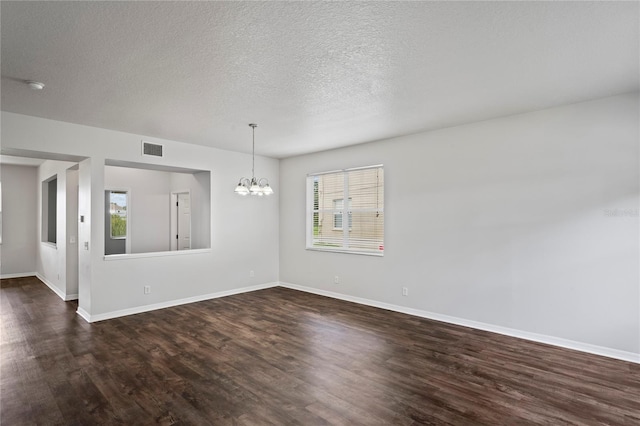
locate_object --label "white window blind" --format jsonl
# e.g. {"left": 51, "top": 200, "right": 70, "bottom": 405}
{"left": 333, "top": 198, "right": 352, "bottom": 229}
{"left": 307, "top": 165, "right": 384, "bottom": 255}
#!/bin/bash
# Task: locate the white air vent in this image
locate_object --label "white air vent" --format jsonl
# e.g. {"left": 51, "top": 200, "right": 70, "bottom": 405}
{"left": 142, "top": 141, "right": 164, "bottom": 157}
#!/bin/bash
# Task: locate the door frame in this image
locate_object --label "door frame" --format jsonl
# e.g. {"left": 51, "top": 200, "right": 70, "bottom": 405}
{"left": 170, "top": 190, "right": 191, "bottom": 251}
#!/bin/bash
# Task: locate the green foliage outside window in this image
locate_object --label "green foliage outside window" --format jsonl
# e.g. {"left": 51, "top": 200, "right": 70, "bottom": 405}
{"left": 111, "top": 214, "right": 126, "bottom": 238}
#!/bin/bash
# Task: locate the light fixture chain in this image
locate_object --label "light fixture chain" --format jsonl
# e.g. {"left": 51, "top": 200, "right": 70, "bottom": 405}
{"left": 235, "top": 123, "right": 272, "bottom": 196}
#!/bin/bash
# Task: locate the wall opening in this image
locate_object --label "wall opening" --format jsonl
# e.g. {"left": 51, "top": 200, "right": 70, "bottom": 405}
{"left": 41, "top": 175, "right": 57, "bottom": 244}
{"left": 104, "top": 160, "right": 211, "bottom": 256}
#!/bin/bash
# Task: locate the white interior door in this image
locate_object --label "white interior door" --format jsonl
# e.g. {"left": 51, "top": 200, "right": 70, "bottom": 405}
{"left": 177, "top": 192, "right": 191, "bottom": 250}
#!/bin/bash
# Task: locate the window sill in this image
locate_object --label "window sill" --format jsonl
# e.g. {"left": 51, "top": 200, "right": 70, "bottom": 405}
{"left": 306, "top": 247, "right": 383, "bottom": 257}
{"left": 104, "top": 248, "right": 211, "bottom": 261}
{"left": 41, "top": 242, "right": 57, "bottom": 249}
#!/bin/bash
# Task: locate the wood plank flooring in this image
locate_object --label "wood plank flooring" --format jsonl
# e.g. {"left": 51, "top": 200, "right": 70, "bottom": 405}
{"left": 1, "top": 276, "right": 639, "bottom": 425}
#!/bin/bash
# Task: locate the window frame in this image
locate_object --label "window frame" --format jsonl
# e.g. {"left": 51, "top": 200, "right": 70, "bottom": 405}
{"left": 306, "top": 165, "right": 384, "bottom": 257}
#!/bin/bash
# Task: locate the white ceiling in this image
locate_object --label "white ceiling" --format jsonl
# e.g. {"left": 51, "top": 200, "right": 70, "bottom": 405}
{"left": 1, "top": 1, "right": 638, "bottom": 159}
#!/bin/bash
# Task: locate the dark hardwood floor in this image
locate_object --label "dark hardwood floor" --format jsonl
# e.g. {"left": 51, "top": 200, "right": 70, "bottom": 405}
{"left": 1, "top": 276, "right": 639, "bottom": 425}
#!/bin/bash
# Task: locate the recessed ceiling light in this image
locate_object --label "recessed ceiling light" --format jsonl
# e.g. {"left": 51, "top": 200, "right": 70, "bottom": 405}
{"left": 25, "top": 80, "right": 45, "bottom": 90}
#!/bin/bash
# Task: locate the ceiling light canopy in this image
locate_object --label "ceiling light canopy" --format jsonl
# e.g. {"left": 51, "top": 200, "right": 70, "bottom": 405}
{"left": 25, "top": 80, "right": 45, "bottom": 90}
{"left": 235, "top": 124, "right": 273, "bottom": 197}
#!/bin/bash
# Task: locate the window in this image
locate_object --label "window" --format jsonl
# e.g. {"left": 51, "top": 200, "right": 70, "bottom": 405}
{"left": 42, "top": 176, "right": 57, "bottom": 244}
{"left": 308, "top": 165, "right": 384, "bottom": 255}
{"left": 109, "top": 191, "right": 128, "bottom": 239}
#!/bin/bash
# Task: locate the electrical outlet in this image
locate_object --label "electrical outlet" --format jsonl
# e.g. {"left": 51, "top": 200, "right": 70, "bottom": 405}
{"left": 249, "top": 270, "right": 255, "bottom": 278}
{"left": 334, "top": 276, "right": 340, "bottom": 284}
{"left": 144, "top": 285, "right": 151, "bottom": 294}
{"left": 402, "top": 287, "right": 409, "bottom": 296}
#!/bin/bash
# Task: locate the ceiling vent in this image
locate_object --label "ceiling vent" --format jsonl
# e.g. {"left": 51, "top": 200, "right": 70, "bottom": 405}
{"left": 141, "top": 141, "right": 164, "bottom": 158}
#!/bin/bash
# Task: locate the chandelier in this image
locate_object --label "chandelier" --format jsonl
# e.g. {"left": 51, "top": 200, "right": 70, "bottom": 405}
{"left": 234, "top": 123, "right": 273, "bottom": 196}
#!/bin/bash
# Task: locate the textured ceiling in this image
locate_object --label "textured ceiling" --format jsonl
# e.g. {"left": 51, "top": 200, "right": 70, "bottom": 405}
{"left": 1, "top": 1, "right": 638, "bottom": 159}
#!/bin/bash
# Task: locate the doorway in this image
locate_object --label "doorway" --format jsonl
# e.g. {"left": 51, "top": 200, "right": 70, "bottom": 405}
{"left": 171, "top": 191, "right": 191, "bottom": 251}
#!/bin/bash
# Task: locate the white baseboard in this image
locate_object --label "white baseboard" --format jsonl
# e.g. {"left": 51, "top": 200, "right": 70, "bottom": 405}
{"left": 76, "top": 307, "right": 91, "bottom": 322}
{"left": 36, "top": 273, "right": 67, "bottom": 301}
{"left": 278, "top": 281, "right": 640, "bottom": 365}
{"left": 80, "top": 282, "right": 279, "bottom": 323}
{"left": 35, "top": 273, "right": 78, "bottom": 302}
{"left": 1, "top": 272, "right": 36, "bottom": 279}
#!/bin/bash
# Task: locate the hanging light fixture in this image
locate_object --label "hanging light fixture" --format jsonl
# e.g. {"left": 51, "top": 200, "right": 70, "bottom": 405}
{"left": 235, "top": 123, "right": 274, "bottom": 196}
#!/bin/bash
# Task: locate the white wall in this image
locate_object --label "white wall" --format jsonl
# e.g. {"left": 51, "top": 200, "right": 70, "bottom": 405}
{"left": 66, "top": 168, "right": 79, "bottom": 297}
{"left": 280, "top": 93, "right": 640, "bottom": 357}
{"left": 78, "top": 159, "right": 93, "bottom": 315}
{"left": 0, "top": 164, "right": 37, "bottom": 277}
{"left": 1, "top": 112, "right": 279, "bottom": 319}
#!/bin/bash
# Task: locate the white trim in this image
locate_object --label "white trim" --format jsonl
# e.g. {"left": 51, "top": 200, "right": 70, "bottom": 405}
{"left": 104, "top": 248, "right": 211, "bottom": 261}
{"left": 307, "top": 164, "right": 384, "bottom": 177}
{"left": 36, "top": 273, "right": 66, "bottom": 301}
{"left": 305, "top": 248, "right": 383, "bottom": 257}
{"left": 278, "top": 281, "right": 640, "bottom": 364}
{"left": 306, "top": 176, "right": 313, "bottom": 248}
{"left": 76, "top": 307, "right": 91, "bottom": 322}
{"left": 1, "top": 272, "right": 37, "bottom": 279}
{"left": 34, "top": 274, "right": 77, "bottom": 301}
{"left": 171, "top": 190, "right": 191, "bottom": 252}
{"left": 77, "top": 282, "right": 278, "bottom": 323}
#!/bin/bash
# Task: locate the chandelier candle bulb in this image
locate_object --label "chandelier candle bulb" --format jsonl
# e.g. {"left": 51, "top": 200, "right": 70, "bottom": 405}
{"left": 235, "top": 123, "right": 274, "bottom": 196}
